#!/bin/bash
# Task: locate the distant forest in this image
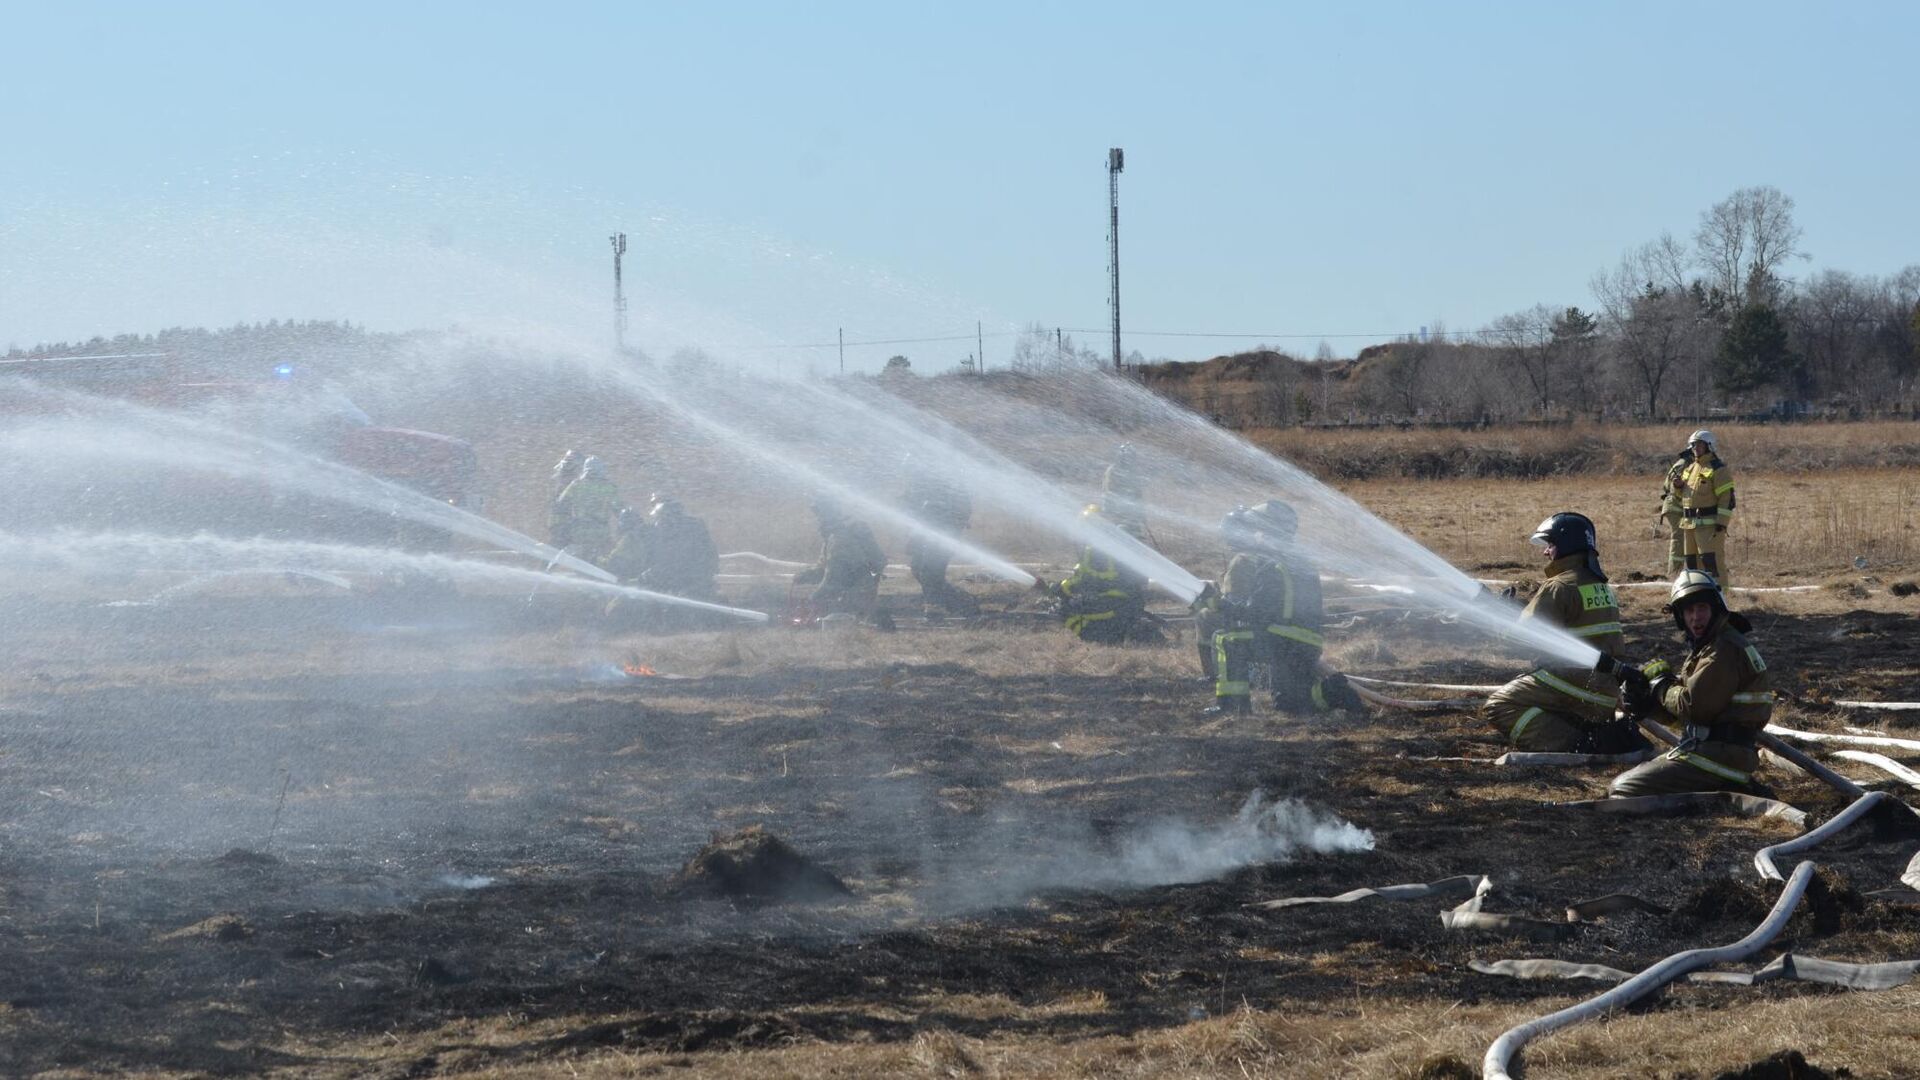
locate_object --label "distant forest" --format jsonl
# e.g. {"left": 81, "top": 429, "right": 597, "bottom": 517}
{"left": 11, "top": 186, "right": 1917, "bottom": 428}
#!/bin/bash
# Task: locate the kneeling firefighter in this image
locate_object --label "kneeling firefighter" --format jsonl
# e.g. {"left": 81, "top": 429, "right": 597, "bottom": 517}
{"left": 1483, "top": 512, "right": 1646, "bottom": 753}
{"left": 1047, "top": 503, "right": 1153, "bottom": 644}
{"left": 1194, "top": 501, "right": 1360, "bottom": 715}
{"left": 792, "top": 496, "right": 889, "bottom": 623}
{"left": 1607, "top": 570, "right": 1773, "bottom": 797}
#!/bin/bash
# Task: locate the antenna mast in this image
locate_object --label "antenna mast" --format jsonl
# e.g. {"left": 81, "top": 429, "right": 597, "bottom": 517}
{"left": 610, "top": 232, "right": 629, "bottom": 354}
{"left": 1107, "top": 148, "right": 1124, "bottom": 372}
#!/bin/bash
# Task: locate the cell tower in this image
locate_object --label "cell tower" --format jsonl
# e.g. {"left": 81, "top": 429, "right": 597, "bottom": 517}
{"left": 609, "top": 232, "right": 629, "bottom": 354}
{"left": 1107, "top": 148, "right": 1124, "bottom": 372}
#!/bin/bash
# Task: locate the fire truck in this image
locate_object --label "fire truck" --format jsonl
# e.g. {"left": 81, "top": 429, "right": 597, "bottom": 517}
{"left": 1, "top": 352, "right": 482, "bottom": 544}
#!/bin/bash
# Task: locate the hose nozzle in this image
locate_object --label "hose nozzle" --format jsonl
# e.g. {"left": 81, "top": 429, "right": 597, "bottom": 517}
{"left": 1596, "top": 653, "right": 1652, "bottom": 695}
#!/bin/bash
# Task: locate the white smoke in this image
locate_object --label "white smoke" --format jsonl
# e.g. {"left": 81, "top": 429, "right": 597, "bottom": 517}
{"left": 932, "top": 791, "right": 1373, "bottom": 911}
{"left": 1097, "top": 791, "right": 1374, "bottom": 889}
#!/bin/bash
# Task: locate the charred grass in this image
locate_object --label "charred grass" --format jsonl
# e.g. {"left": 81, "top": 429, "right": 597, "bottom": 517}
{"left": 2, "top": 574, "right": 1918, "bottom": 1077}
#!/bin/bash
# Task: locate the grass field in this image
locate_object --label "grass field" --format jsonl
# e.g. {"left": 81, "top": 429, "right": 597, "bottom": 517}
{"left": 3, "top": 419, "right": 1918, "bottom": 1078}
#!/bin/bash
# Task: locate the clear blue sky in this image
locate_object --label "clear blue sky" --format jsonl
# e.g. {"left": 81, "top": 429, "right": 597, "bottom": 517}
{"left": 2, "top": 1, "right": 1914, "bottom": 370}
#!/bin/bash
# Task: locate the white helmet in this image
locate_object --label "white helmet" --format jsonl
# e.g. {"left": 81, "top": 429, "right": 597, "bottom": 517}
{"left": 581, "top": 455, "right": 608, "bottom": 479}
{"left": 1687, "top": 429, "right": 1717, "bottom": 452}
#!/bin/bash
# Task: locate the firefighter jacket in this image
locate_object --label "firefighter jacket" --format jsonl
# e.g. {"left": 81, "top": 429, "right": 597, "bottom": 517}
{"left": 809, "top": 520, "right": 887, "bottom": 591}
{"left": 552, "top": 477, "right": 619, "bottom": 547}
{"left": 1676, "top": 454, "right": 1736, "bottom": 531}
{"left": 1057, "top": 544, "right": 1146, "bottom": 637}
{"left": 1654, "top": 613, "right": 1773, "bottom": 783}
{"left": 904, "top": 473, "right": 973, "bottom": 533}
{"left": 1213, "top": 550, "right": 1325, "bottom": 653}
{"left": 603, "top": 530, "right": 648, "bottom": 581}
{"left": 1487, "top": 554, "right": 1626, "bottom": 723}
{"left": 639, "top": 515, "right": 719, "bottom": 598}
{"left": 1659, "top": 455, "right": 1689, "bottom": 517}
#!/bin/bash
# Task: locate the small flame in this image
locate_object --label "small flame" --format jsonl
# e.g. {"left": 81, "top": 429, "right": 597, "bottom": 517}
{"left": 621, "top": 659, "right": 657, "bottom": 677}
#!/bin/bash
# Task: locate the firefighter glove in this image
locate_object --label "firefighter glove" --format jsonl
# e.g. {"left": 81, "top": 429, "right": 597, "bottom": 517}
{"left": 1620, "top": 674, "right": 1658, "bottom": 716}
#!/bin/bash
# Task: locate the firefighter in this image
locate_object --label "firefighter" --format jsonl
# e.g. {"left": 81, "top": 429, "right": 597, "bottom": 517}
{"left": 603, "top": 505, "right": 649, "bottom": 582}
{"left": 638, "top": 497, "right": 719, "bottom": 599}
{"left": 1610, "top": 570, "right": 1773, "bottom": 797}
{"left": 901, "top": 454, "right": 979, "bottom": 616}
{"left": 548, "top": 448, "right": 586, "bottom": 546}
{"left": 1048, "top": 503, "right": 1153, "bottom": 644}
{"left": 1673, "top": 429, "right": 1735, "bottom": 586}
{"left": 1657, "top": 449, "right": 1690, "bottom": 576}
{"left": 551, "top": 455, "right": 620, "bottom": 564}
{"left": 1482, "top": 513, "right": 1645, "bottom": 753}
{"left": 792, "top": 496, "right": 889, "bottom": 622}
{"left": 1195, "top": 501, "right": 1360, "bottom": 715}
{"left": 1100, "top": 443, "right": 1147, "bottom": 539}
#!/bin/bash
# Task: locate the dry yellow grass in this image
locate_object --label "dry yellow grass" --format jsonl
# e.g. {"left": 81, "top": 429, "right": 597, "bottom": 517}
{"left": 286, "top": 986, "right": 1920, "bottom": 1078}
{"left": 1346, "top": 467, "right": 1920, "bottom": 582}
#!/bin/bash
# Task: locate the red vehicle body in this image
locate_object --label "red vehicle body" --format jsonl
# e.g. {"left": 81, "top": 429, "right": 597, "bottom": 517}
{"left": 2, "top": 353, "right": 482, "bottom": 544}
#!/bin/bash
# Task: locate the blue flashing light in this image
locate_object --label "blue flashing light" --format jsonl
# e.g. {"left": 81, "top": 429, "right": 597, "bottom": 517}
{"left": 272, "top": 363, "right": 296, "bottom": 379}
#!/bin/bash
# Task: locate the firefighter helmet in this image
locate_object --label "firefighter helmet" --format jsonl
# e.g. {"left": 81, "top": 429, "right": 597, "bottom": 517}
{"left": 1688, "top": 429, "right": 1717, "bottom": 452}
{"left": 810, "top": 494, "right": 845, "bottom": 523}
{"left": 650, "top": 497, "right": 684, "bottom": 520}
{"left": 1219, "top": 506, "right": 1260, "bottom": 553}
{"left": 581, "top": 455, "right": 608, "bottom": 479}
{"left": 1246, "top": 500, "right": 1298, "bottom": 544}
{"left": 1664, "top": 568, "right": 1726, "bottom": 633}
{"left": 1529, "top": 512, "right": 1596, "bottom": 554}
{"left": 1530, "top": 511, "right": 1607, "bottom": 581}
{"left": 615, "top": 505, "right": 642, "bottom": 533}
{"left": 553, "top": 448, "right": 585, "bottom": 479}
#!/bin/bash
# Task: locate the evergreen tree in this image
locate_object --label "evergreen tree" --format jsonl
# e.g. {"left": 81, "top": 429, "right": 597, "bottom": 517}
{"left": 1714, "top": 303, "right": 1798, "bottom": 395}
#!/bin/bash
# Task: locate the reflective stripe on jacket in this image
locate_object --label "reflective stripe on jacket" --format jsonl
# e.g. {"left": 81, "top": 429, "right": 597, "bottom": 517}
{"left": 1678, "top": 455, "right": 1735, "bottom": 528}
{"left": 1215, "top": 549, "right": 1325, "bottom": 652}
{"left": 1485, "top": 554, "right": 1624, "bottom": 722}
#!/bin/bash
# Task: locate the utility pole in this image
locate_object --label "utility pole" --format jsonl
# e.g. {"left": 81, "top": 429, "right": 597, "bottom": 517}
{"left": 609, "top": 232, "right": 629, "bottom": 355}
{"left": 1107, "top": 148, "right": 1124, "bottom": 372}
{"left": 1056, "top": 326, "right": 1064, "bottom": 367}
{"left": 977, "top": 321, "right": 984, "bottom": 375}
{"left": 838, "top": 327, "right": 845, "bottom": 375}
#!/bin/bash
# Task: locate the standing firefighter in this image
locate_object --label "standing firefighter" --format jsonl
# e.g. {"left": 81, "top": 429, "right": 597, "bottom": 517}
{"left": 901, "top": 455, "right": 979, "bottom": 616}
{"left": 1100, "top": 443, "right": 1147, "bottom": 539}
{"left": 1048, "top": 504, "right": 1152, "bottom": 644}
{"left": 792, "top": 496, "right": 889, "bottom": 623}
{"left": 1483, "top": 513, "right": 1645, "bottom": 753}
{"left": 1611, "top": 570, "right": 1773, "bottom": 797}
{"left": 1673, "top": 429, "right": 1736, "bottom": 585}
{"left": 1657, "top": 449, "right": 1691, "bottom": 576}
{"left": 551, "top": 455, "right": 620, "bottom": 564}
{"left": 1195, "top": 501, "right": 1360, "bottom": 716}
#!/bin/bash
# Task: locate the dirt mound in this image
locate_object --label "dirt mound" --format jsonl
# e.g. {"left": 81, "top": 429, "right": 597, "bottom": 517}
{"left": 669, "top": 826, "right": 852, "bottom": 904}
{"left": 1710, "top": 1048, "right": 1845, "bottom": 1079}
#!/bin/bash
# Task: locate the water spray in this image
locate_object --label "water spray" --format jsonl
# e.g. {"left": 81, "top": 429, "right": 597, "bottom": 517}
{"left": 592, "top": 365, "right": 1038, "bottom": 588}
{"left": 0, "top": 380, "right": 617, "bottom": 584}
{"left": 0, "top": 530, "right": 769, "bottom": 622}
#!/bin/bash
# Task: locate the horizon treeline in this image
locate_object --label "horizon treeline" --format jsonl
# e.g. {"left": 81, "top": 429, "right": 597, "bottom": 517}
{"left": 1134, "top": 186, "right": 1920, "bottom": 427}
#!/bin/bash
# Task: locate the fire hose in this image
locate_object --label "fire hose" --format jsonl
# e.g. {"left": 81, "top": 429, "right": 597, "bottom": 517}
{"left": 1482, "top": 861, "right": 1817, "bottom": 1080}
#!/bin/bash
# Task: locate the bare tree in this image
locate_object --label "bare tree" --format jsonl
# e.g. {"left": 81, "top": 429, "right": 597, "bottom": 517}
{"left": 1487, "top": 305, "right": 1557, "bottom": 415}
{"left": 1616, "top": 286, "right": 1708, "bottom": 417}
{"left": 1694, "top": 185, "right": 1806, "bottom": 305}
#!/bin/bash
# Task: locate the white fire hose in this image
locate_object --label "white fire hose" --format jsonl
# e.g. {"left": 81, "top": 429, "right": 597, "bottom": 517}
{"left": 1482, "top": 861, "right": 1816, "bottom": 1080}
